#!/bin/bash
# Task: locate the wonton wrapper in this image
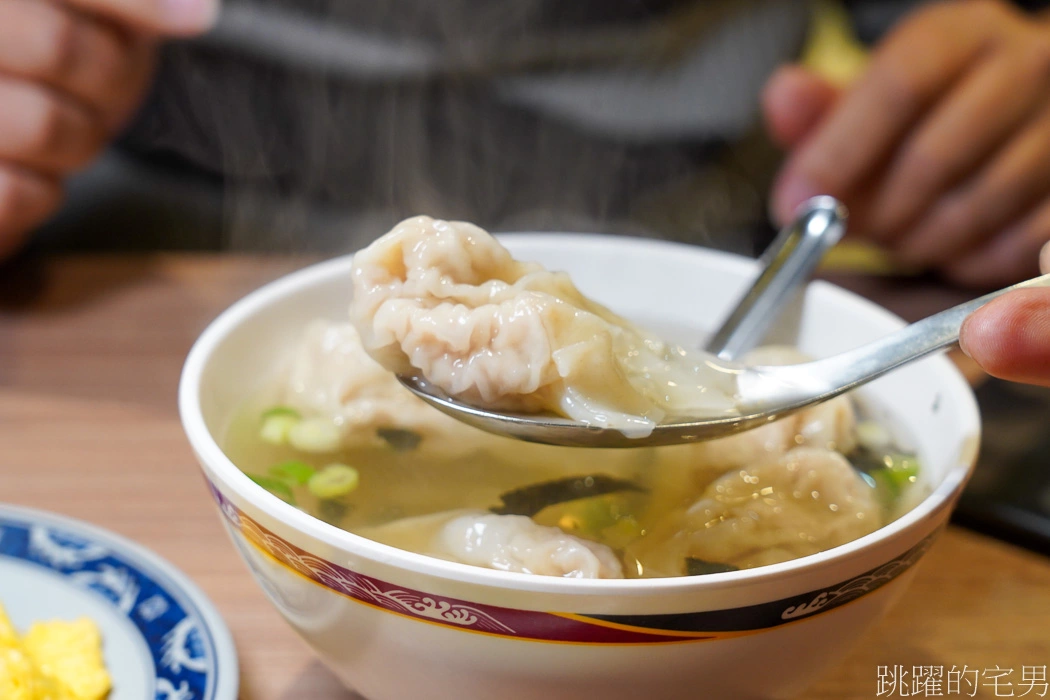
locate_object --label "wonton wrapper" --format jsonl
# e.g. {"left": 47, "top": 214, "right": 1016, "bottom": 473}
{"left": 361, "top": 509, "right": 624, "bottom": 579}
{"left": 627, "top": 446, "right": 881, "bottom": 576}
{"left": 349, "top": 216, "right": 738, "bottom": 435}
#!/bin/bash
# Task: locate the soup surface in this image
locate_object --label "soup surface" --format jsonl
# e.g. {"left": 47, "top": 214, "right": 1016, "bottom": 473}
{"left": 226, "top": 217, "right": 924, "bottom": 579}
{"left": 224, "top": 321, "right": 924, "bottom": 579}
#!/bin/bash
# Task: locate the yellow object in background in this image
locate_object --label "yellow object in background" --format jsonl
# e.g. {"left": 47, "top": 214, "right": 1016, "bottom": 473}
{"left": 0, "top": 606, "right": 18, "bottom": 645}
{"left": 802, "top": 0, "right": 870, "bottom": 86}
{"left": 820, "top": 240, "right": 922, "bottom": 276}
{"left": 0, "top": 604, "right": 111, "bottom": 700}
{"left": 799, "top": 2, "right": 922, "bottom": 276}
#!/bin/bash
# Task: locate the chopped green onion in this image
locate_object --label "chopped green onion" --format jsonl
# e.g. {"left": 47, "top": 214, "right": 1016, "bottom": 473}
{"left": 853, "top": 446, "right": 922, "bottom": 509}
{"left": 886, "top": 453, "right": 920, "bottom": 479}
{"left": 259, "top": 414, "right": 301, "bottom": 446}
{"left": 261, "top": 406, "right": 302, "bottom": 420}
{"left": 288, "top": 419, "right": 342, "bottom": 453}
{"left": 268, "top": 460, "right": 316, "bottom": 485}
{"left": 856, "top": 420, "right": 891, "bottom": 451}
{"left": 553, "top": 497, "right": 620, "bottom": 538}
{"left": 873, "top": 453, "right": 920, "bottom": 500}
{"left": 600, "top": 515, "right": 645, "bottom": 550}
{"left": 248, "top": 474, "right": 296, "bottom": 505}
{"left": 308, "top": 464, "right": 360, "bottom": 500}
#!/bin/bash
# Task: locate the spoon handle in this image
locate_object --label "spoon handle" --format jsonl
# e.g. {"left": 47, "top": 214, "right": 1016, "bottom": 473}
{"left": 705, "top": 196, "right": 847, "bottom": 360}
{"left": 751, "top": 272, "right": 1050, "bottom": 408}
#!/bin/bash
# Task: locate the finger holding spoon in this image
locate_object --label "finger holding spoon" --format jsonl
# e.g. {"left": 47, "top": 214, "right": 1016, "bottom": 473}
{"left": 959, "top": 242, "right": 1050, "bottom": 386}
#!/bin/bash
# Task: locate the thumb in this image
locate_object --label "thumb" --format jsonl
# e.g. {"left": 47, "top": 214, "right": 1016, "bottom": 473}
{"left": 64, "top": 0, "right": 219, "bottom": 36}
{"left": 959, "top": 288, "right": 1050, "bottom": 387}
{"left": 762, "top": 65, "right": 841, "bottom": 150}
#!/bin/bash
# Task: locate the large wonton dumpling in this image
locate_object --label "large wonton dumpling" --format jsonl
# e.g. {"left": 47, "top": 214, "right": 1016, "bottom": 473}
{"left": 349, "top": 216, "right": 738, "bottom": 435}
{"left": 626, "top": 446, "right": 881, "bottom": 576}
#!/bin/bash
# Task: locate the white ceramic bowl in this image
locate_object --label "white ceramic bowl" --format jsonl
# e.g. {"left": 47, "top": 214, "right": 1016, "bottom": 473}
{"left": 179, "top": 235, "right": 980, "bottom": 700}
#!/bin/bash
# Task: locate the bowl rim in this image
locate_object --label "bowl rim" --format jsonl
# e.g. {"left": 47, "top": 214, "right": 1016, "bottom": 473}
{"left": 178, "top": 233, "right": 980, "bottom": 596}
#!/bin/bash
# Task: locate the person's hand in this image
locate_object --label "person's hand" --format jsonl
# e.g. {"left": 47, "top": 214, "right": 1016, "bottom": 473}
{"left": 959, "top": 243, "right": 1050, "bottom": 385}
{"left": 764, "top": 0, "right": 1050, "bottom": 288}
{"left": 0, "top": 0, "right": 219, "bottom": 259}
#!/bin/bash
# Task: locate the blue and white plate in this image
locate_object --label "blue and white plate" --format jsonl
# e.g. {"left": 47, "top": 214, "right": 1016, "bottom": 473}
{"left": 0, "top": 504, "right": 238, "bottom": 700}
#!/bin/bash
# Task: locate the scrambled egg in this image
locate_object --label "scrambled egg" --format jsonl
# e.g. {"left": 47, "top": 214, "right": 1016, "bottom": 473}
{"left": 0, "top": 603, "right": 111, "bottom": 700}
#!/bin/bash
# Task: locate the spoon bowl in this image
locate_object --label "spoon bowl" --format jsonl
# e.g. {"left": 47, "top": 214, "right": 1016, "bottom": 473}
{"left": 400, "top": 272, "right": 1050, "bottom": 448}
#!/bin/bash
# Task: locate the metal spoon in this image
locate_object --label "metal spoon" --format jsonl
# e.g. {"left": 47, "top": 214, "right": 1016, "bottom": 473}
{"left": 399, "top": 273, "right": 1050, "bottom": 448}
{"left": 704, "top": 195, "right": 847, "bottom": 360}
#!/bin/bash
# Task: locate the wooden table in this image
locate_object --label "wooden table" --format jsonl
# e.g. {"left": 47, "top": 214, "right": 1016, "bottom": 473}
{"left": 2, "top": 254, "right": 1049, "bottom": 700}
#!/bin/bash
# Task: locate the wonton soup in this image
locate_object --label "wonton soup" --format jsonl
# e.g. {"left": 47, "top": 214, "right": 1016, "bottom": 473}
{"left": 222, "top": 218, "right": 925, "bottom": 580}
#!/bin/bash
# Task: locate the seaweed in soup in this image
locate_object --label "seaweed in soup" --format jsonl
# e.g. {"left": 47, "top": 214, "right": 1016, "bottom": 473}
{"left": 491, "top": 475, "right": 645, "bottom": 517}
{"left": 685, "top": 558, "right": 739, "bottom": 576}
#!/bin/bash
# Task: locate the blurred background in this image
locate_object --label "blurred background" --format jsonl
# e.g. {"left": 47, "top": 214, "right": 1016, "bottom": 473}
{"left": 30, "top": 0, "right": 917, "bottom": 257}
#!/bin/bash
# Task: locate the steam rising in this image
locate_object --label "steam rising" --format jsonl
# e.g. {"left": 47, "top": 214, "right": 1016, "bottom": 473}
{"left": 122, "top": 0, "right": 809, "bottom": 254}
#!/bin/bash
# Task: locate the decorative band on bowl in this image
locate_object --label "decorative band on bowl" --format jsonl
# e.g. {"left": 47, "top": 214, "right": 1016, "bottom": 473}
{"left": 210, "top": 481, "right": 934, "bottom": 645}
